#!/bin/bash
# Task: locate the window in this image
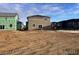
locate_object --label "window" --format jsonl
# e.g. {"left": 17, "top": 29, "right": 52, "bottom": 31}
{"left": 44, "top": 17, "right": 48, "bottom": 20}
{"left": 45, "top": 18, "right": 47, "bottom": 20}
{"left": 39, "top": 25, "right": 42, "bottom": 29}
{"left": 10, "top": 24, "right": 12, "bottom": 27}
{"left": 0, "top": 25, "right": 5, "bottom": 29}
{"left": 0, "top": 25, "right": 2, "bottom": 29}
{"left": 3, "top": 25, "right": 4, "bottom": 29}
{"left": 33, "top": 24, "right": 35, "bottom": 27}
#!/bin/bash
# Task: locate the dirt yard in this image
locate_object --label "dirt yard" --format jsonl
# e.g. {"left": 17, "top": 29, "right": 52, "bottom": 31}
{"left": 0, "top": 30, "right": 79, "bottom": 55}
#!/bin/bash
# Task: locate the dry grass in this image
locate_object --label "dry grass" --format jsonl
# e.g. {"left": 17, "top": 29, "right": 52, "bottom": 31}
{"left": 0, "top": 30, "right": 79, "bottom": 55}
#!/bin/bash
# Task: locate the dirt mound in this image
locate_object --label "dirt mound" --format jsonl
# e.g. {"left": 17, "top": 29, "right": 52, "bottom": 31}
{"left": 0, "top": 30, "right": 79, "bottom": 55}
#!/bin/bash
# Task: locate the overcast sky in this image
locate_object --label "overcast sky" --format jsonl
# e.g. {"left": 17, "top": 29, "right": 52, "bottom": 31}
{"left": 0, "top": 3, "right": 79, "bottom": 24}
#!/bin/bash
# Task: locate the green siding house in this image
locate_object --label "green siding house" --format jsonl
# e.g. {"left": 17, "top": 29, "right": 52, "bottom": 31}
{"left": 0, "top": 13, "right": 19, "bottom": 30}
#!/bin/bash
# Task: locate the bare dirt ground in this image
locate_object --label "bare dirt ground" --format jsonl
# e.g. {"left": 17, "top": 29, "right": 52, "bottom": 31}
{"left": 0, "top": 30, "right": 79, "bottom": 55}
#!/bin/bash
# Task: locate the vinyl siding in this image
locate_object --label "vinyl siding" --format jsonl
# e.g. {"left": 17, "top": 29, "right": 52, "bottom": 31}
{"left": 0, "top": 15, "right": 18, "bottom": 30}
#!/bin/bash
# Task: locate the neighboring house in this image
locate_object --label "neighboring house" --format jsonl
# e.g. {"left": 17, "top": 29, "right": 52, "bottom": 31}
{"left": 53, "top": 19, "right": 79, "bottom": 30}
{"left": 27, "top": 15, "right": 51, "bottom": 30}
{"left": 51, "top": 22, "right": 58, "bottom": 30}
{"left": 59, "top": 19, "right": 79, "bottom": 30}
{"left": 17, "top": 21, "right": 24, "bottom": 30}
{"left": 0, "top": 13, "right": 19, "bottom": 30}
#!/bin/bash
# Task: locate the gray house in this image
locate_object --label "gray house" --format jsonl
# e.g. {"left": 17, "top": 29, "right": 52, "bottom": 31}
{"left": 27, "top": 15, "right": 51, "bottom": 30}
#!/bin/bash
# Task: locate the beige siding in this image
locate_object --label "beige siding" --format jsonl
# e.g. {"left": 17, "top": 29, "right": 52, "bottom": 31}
{"left": 28, "top": 17, "right": 51, "bottom": 30}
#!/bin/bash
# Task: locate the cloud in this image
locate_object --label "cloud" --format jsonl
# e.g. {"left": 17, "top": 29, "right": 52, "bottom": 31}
{"left": 0, "top": 4, "right": 12, "bottom": 12}
{"left": 66, "top": 3, "right": 79, "bottom": 15}
{"left": 73, "top": 10, "right": 79, "bottom": 14}
{"left": 72, "top": 3, "right": 79, "bottom": 14}
{"left": 0, "top": 3, "right": 78, "bottom": 24}
{"left": 42, "top": 4, "right": 64, "bottom": 14}
{"left": 26, "top": 7, "right": 40, "bottom": 16}
{"left": 25, "top": 4, "right": 65, "bottom": 17}
{"left": 0, "top": 4, "right": 27, "bottom": 24}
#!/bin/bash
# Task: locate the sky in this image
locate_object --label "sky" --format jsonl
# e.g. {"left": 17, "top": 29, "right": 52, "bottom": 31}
{"left": 0, "top": 3, "right": 79, "bottom": 24}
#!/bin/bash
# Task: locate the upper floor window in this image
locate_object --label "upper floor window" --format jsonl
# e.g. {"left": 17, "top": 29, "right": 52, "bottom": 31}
{"left": 44, "top": 17, "right": 49, "bottom": 21}
{"left": 33, "top": 24, "right": 35, "bottom": 27}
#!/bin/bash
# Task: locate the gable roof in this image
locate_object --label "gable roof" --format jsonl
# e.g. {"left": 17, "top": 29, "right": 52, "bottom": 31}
{"left": 27, "top": 15, "right": 50, "bottom": 19}
{"left": 59, "top": 19, "right": 79, "bottom": 23}
{"left": 0, "top": 13, "right": 18, "bottom": 17}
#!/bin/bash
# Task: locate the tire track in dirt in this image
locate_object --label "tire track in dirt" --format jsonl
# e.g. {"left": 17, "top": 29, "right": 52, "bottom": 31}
{"left": 0, "top": 31, "right": 79, "bottom": 55}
